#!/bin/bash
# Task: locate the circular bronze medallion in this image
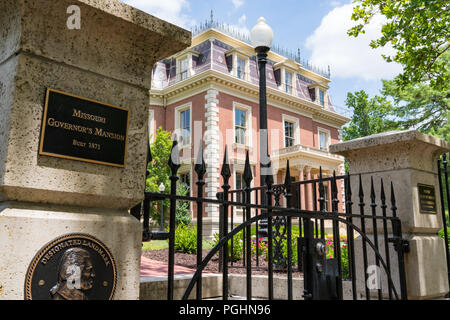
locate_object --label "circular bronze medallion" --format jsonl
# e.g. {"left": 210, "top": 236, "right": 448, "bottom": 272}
{"left": 25, "top": 234, "right": 117, "bottom": 300}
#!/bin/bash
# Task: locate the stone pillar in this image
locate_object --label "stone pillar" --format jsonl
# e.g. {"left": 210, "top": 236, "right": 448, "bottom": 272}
{"left": 204, "top": 88, "right": 220, "bottom": 239}
{"left": 330, "top": 130, "right": 450, "bottom": 299}
{"left": 0, "top": 0, "right": 190, "bottom": 300}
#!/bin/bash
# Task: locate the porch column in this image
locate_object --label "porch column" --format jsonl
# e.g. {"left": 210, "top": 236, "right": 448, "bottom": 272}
{"left": 330, "top": 130, "right": 450, "bottom": 300}
{"left": 204, "top": 88, "right": 221, "bottom": 240}
{"left": 305, "top": 166, "right": 313, "bottom": 211}
{"left": 297, "top": 165, "right": 305, "bottom": 210}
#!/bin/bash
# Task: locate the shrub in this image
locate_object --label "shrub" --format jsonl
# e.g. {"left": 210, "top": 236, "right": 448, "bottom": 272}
{"left": 438, "top": 227, "right": 450, "bottom": 254}
{"left": 340, "top": 244, "right": 350, "bottom": 280}
{"left": 212, "top": 231, "right": 244, "bottom": 262}
{"left": 174, "top": 225, "right": 197, "bottom": 254}
{"left": 175, "top": 183, "right": 191, "bottom": 226}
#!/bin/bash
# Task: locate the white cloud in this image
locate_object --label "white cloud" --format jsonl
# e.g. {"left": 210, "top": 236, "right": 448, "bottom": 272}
{"left": 120, "top": 0, "right": 195, "bottom": 28}
{"left": 305, "top": 3, "right": 402, "bottom": 81}
{"left": 330, "top": 1, "right": 342, "bottom": 7}
{"left": 238, "top": 14, "right": 247, "bottom": 25}
{"left": 232, "top": 0, "right": 245, "bottom": 9}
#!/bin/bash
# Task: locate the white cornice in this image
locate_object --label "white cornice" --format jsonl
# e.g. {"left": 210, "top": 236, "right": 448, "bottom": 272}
{"left": 149, "top": 69, "right": 350, "bottom": 127}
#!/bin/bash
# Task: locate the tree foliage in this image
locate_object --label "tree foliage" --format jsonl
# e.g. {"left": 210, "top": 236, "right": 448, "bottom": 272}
{"left": 348, "top": 0, "right": 450, "bottom": 90}
{"left": 381, "top": 53, "right": 450, "bottom": 134}
{"left": 146, "top": 126, "right": 172, "bottom": 193}
{"left": 146, "top": 127, "right": 192, "bottom": 227}
{"left": 343, "top": 90, "right": 398, "bottom": 141}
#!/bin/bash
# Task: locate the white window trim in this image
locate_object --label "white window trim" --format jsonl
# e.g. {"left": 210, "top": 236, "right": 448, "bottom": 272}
{"left": 233, "top": 102, "right": 253, "bottom": 148}
{"left": 284, "top": 70, "right": 293, "bottom": 94}
{"left": 174, "top": 102, "right": 192, "bottom": 148}
{"left": 236, "top": 54, "right": 249, "bottom": 81}
{"left": 318, "top": 127, "right": 331, "bottom": 151}
{"left": 282, "top": 114, "right": 300, "bottom": 147}
{"left": 148, "top": 109, "right": 155, "bottom": 143}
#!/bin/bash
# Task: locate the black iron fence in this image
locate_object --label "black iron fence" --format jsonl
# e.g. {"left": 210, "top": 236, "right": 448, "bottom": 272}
{"left": 134, "top": 140, "right": 409, "bottom": 300}
{"left": 437, "top": 153, "right": 450, "bottom": 296}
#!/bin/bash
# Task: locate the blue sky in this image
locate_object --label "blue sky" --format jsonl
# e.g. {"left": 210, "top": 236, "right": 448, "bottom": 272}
{"left": 121, "top": 0, "right": 402, "bottom": 115}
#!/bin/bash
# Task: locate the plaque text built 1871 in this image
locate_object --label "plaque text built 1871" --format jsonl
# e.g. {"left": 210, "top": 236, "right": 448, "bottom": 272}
{"left": 418, "top": 184, "right": 437, "bottom": 214}
{"left": 39, "top": 89, "right": 129, "bottom": 167}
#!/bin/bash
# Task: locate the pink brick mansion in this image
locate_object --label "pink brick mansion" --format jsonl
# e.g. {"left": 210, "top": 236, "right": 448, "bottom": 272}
{"left": 148, "top": 20, "right": 350, "bottom": 237}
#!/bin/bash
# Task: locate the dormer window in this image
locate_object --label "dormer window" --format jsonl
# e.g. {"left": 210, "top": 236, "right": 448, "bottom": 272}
{"left": 308, "top": 83, "right": 328, "bottom": 108}
{"left": 226, "top": 48, "right": 251, "bottom": 81}
{"left": 174, "top": 49, "right": 199, "bottom": 83}
{"left": 237, "top": 57, "right": 246, "bottom": 80}
{"left": 274, "top": 60, "right": 299, "bottom": 96}
{"left": 285, "top": 71, "right": 293, "bottom": 94}
{"left": 180, "top": 58, "right": 188, "bottom": 81}
{"left": 319, "top": 89, "right": 325, "bottom": 107}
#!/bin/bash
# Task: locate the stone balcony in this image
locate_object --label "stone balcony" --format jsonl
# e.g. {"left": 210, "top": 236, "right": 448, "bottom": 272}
{"left": 272, "top": 144, "right": 344, "bottom": 173}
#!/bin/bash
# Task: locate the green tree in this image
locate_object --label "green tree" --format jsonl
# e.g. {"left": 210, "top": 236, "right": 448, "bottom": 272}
{"left": 146, "top": 127, "right": 193, "bottom": 227}
{"left": 146, "top": 126, "right": 172, "bottom": 194}
{"left": 348, "top": 0, "right": 450, "bottom": 91}
{"left": 343, "top": 90, "right": 398, "bottom": 141}
{"left": 380, "top": 52, "right": 450, "bottom": 135}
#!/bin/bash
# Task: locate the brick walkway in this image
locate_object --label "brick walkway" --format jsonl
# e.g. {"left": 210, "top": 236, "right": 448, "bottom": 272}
{"left": 140, "top": 255, "right": 197, "bottom": 277}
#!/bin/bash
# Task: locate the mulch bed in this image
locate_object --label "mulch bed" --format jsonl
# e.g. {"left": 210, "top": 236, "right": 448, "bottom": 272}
{"left": 142, "top": 249, "right": 304, "bottom": 278}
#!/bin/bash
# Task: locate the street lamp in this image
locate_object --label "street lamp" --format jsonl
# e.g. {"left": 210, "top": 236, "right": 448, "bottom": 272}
{"left": 251, "top": 18, "right": 274, "bottom": 263}
{"left": 251, "top": 17, "right": 273, "bottom": 187}
{"left": 159, "top": 183, "right": 166, "bottom": 231}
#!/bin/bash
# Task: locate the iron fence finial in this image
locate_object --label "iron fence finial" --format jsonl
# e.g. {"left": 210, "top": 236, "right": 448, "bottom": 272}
{"left": 358, "top": 174, "right": 364, "bottom": 200}
{"left": 221, "top": 145, "right": 231, "bottom": 182}
{"left": 168, "top": 138, "right": 180, "bottom": 176}
{"left": 370, "top": 176, "right": 376, "bottom": 202}
{"left": 243, "top": 150, "right": 253, "bottom": 187}
{"left": 195, "top": 142, "right": 206, "bottom": 179}
{"left": 380, "top": 178, "right": 386, "bottom": 203}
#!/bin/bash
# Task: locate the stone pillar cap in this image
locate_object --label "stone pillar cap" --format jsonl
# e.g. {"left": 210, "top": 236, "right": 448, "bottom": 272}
{"left": 78, "top": 0, "right": 191, "bottom": 48}
{"left": 330, "top": 130, "right": 450, "bottom": 155}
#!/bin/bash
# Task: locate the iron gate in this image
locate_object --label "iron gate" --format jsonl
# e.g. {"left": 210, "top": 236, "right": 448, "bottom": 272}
{"left": 437, "top": 153, "right": 450, "bottom": 297}
{"left": 133, "top": 139, "right": 409, "bottom": 300}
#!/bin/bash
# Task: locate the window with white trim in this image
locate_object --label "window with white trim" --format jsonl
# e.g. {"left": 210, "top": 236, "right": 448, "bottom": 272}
{"left": 180, "top": 57, "right": 188, "bottom": 81}
{"left": 237, "top": 57, "right": 246, "bottom": 80}
{"left": 319, "top": 129, "right": 330, "bottom": 151}
{"left": 319, "top": 89, "right": 325, "bottom": 107}
{"left": 284, "top": 121, "right": 295, "bottom": 147}
{"left": 180, "top": 108, "right": 190, "bottom": 145}
{"left": 175, "top": 104, "right": 192, "bottom": 147}
{"left": 282, "top": 114, "right": 300, "bottom": 148}
{"left": 285, "top": 71, "right": 293, "bottom": 94}
{"left": 235, "top": 108, "right": 247, "bottom": 145}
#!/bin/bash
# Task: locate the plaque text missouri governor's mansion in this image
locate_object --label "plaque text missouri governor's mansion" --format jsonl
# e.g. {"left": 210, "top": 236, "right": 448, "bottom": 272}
{"left": 148, "top": 20, "right": 351, "bottom": 238}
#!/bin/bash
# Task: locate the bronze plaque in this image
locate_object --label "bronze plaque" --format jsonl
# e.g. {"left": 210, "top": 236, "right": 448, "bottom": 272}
{"left": 418, "top": 184, "right": 437, "bottom": 214}
{"left": 39, "top": 88, "right": 129, "bottom": 168}
{"left": 25, "top": 234, "right": 117, "bottom": 300}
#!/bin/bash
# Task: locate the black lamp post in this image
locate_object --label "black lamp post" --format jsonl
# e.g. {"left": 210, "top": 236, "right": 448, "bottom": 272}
{"left": 251, "top": 17, "right": 274, "bottom": 188}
